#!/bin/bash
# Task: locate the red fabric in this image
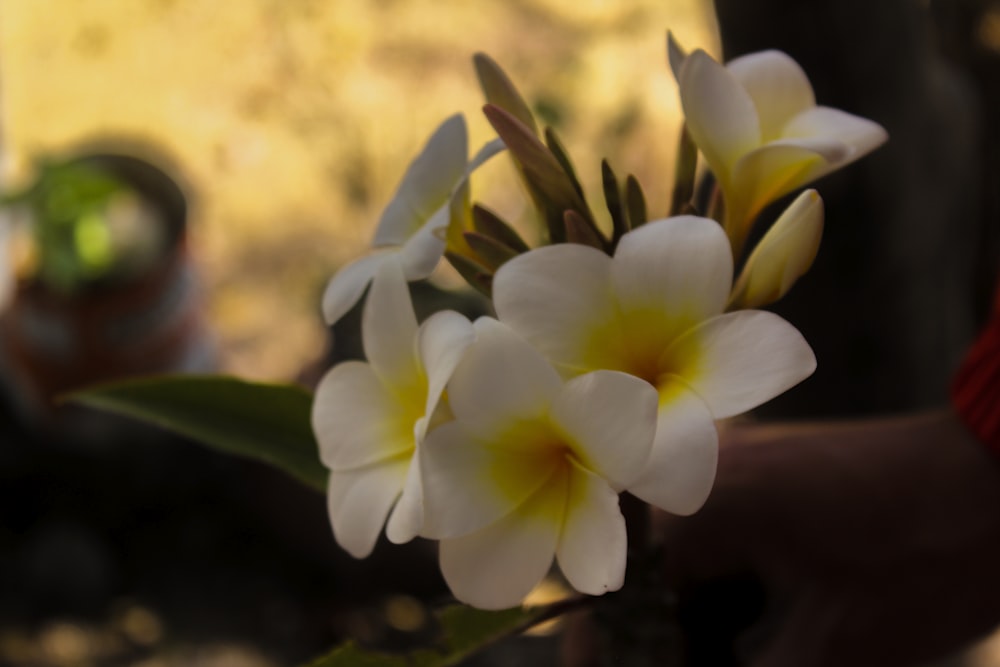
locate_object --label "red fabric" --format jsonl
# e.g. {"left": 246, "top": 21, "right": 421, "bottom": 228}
{"left": 952, "top": 284, "right": 1000, "bottom": 453}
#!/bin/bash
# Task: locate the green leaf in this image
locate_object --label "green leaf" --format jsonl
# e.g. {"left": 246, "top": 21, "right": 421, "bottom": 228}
{"left": 68, "top": 375, "right": 326, "bottom": 492}
{"left": 305, "top": 603, "right": 566, "bottom": 667}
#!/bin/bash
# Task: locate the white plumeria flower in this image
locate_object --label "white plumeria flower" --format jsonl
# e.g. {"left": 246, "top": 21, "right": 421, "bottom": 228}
{"left": 419, "top": 318, "right": 658, "bottom": 610}
{"left": 730, "top": 189, "right": 824, "bottom": 309}
{"left": 321, "top": 114, "right": 504, "bottom": 325}
{"left": 311, "top": 259, "right": 475, "bottom": 558}
{"left": 672, "top": 43, "right": 886, "bottom": 253}
{"left": 493, "top": 216, "right": 816, "bottom": 515}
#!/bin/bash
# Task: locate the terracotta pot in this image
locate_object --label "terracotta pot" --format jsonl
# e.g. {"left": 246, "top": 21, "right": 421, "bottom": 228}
{"left": 0, "top": 153, "right": 215, "bottom": 422}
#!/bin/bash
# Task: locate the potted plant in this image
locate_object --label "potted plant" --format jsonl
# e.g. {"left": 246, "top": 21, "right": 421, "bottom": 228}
{"left": 0, "top": 151, "right": 214, "bottom": 423}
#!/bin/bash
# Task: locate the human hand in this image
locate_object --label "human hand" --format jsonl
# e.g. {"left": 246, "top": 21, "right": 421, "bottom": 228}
{"left": 661, "top": 409, "right": 1000, "bottom": 667}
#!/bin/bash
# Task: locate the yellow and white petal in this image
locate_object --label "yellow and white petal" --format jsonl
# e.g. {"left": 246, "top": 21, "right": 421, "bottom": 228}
{"left": 726, "top": 50, "right": 815, "bottom": 143}
{"left": 439, "top": 472, "right": 566, "bottom": 610}
{"left": 627, "top": 388, "right": 718, "bottom": 515}
{"left": 670, "top": 310, "right": 816, "bottom": 420}
{"left": 373, "top": 114, "right": 468, "bottom": 247}
{"left": 556, "top": 458, "right": 627, "bottom": 596}
{"left": 612, "top": 216, "right": 732, "bottom": 324}
{"left": 783, "top": 106, "right": 888, "bottom": 161}
{"left": 312, "top": 361, "right": 415, "bottom": 470}
{"left": 363, "top": 259, "right": 422, "bottom": 393}
{"left": 385, "top": 458, "right": 423, "bottom": 544}
{"left": 416, "top": 309, "right": 476, "bottom": 441}
{"left": 420, "top": 420, "right": 560, "bottom": 540}
{"left": 550, "top": 370, "right": 658, "bottom": 489}
{"left": 320, "top": 252, "right": 391, "bottom": 326}
{"left": 446, "top": 318, "right": 563, "bottom": 432}
{"left": 493, "top": 244, "right": 620, "bottom": 374}
{"left": 327, "top": 457, "right": 409, "bottom": 559}
{"left": 731, "top": 190, "right": 824, "bottom": 308}
{"left": 679, "top": 49, "right": 761, "bottom": 178}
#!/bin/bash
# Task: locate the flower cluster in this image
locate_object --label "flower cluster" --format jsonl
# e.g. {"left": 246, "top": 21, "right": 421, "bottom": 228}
{"left": 311, "top": 37, "right": 886, "bottom": 610}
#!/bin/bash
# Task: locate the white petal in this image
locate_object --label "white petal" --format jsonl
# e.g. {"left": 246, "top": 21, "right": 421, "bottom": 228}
{"left": 731, "top": 189, "right": 824, "bottom": 308}
{"left": 556, "top": 459, "right": 627, "bottom": 596}
{"left": 363, "top": 258, "right": 422, "bottom": 392}
{"left": 627, "top": 388, "right": 718, "bottom": 515}
{"left": 672, "top": 310, "right": 817, "bottom": 419}
{"left": 493, "top": 243, "right": 622, "bottom": 373}
{"left": 327, "top": 458, "right": 408, "bottom": 558}
{"left": 783, "top": 106, "right": 888, "bottom": 161}
{"left": 312, "top": 361, "right": 414, "bottom": 470}
{"left": 374, "top": 114, "right": 468, "bottom": 246}
{"left": 550, "top": 370, "right": 658, "bottom": 488}
{"left": 612, "top": 216, "right": 732, "bottom": 324}
{"left": 398, "top": 204, "right": 448, "bottom": 280}
{"left": 439, "top": 472, "right": 565, "bottom": 610}
{"left": 385, "top": 457, "right": 423, "bottom": 544}
{"left": 320, "top": 253, "right": 389, "bottom": 325}
{"left": 417, "top": 310, "right": 476, "bottom": 440}
{"left": 419, "top": 420, "right": 558, "bottom": 539}
{"left": 446, "top": 318, "right": 563, "bottom": 431}
{"left": 726, "top": 50, "right": 815, "bottom": 142}
{"left": 679, "top": 49, "right": 761, "bottom": 178}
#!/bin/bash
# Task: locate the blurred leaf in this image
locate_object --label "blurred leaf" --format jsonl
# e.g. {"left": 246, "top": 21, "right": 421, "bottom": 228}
{"left": 564, "top": 210, "right": 605, "bottom": 250}
{"left": 544, "top": 128, "right": 587, "bottom": 204}
{"left": 625, "top": 175, "right": 648, "bottom": 230}
{"left": 473, "top": 53, "right": 538, "bottom": 137}
{"left": 472, "top": 204, "right": 530, "bottom": 254}
{"left": 463, "top": 231, "right": 519, "bottom": 270}
{"left": 69, "top": 375, "right": 325, "bottom": 492}
{"left": 601, "top": 159, "right": 629, "bottom": 245}
{"left": 305, "top": 603, "right": 564, "bottom": 667}
{"left": 483, "top": 104, "right": 590, "bottom": 244}
{"left": 669, "top": 125, "right": 698, "bottom": 216}
{"left": 445, "top": 250, "right": 493, "bottom": 297}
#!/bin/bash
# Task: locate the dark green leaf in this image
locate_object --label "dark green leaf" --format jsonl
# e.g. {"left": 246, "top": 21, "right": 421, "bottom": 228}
{"left": 445, "top": 250, "right": 493, "bottom": 298}
{"left": 463, "top": 231, "right": 519, "bottom": 271}
{"left": 68, "top": 375, "right": 326, "bottom": 492}
{"left": 471, "top": 204, "right": 530, "bottom": 254}
{"left": 625, "top": 175, "right": 648, "bottom": 230}
{"left": 483, "top": 104, "right": 590, "bottom": 244}
{"left": 564, "top": 210, "right": 605, "bottom": 250}
{"left": 601, "top": 159, "right": 629, "bottom": 244}
{"left": 544, "top": 128, "right": 587, "bottom": 206}
{"left": 668, "top": 125, "right": 698, "bottom": 216}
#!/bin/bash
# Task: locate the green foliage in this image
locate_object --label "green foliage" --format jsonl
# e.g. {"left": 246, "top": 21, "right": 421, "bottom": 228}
{"left": 2, "top": 161, "right": 134, "bottom": 292}
{"left": 69, "top": 375, "right": 327, "bottom": 492}
{"left": 305, "top": 604, "right": 550, "bottom": 667}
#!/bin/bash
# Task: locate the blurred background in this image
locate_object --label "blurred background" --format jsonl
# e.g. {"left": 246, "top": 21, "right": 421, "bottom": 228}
{"left": 1, "top": 0, "right": 999, "bottom": 665}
